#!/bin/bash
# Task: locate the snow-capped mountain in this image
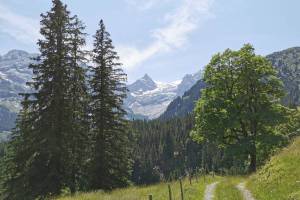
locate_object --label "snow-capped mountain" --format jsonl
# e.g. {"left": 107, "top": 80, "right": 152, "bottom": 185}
{"left": 0, "top": 49, "right": 202, "bottom": 131}
{"left": 128, "top": 74, "right": 157, "bottom": 92}
{"left": 0, "top": 50, "right": 36, "bottom": 131}
{"left": 125, "top": 72, "right": 202, "bottom": 119}
{"left": 177, "top": 71, "right": 202, "bottom": 96}
{"left": 0, "top": 50, "right": 35, "bottom": 99}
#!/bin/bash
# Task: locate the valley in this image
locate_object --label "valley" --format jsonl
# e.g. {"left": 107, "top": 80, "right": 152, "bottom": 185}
{"left": 1, "top": 46, "right": 300, "bottom": 200}
{"left": 0, "top": 1, "right": 300, "bottom": 199}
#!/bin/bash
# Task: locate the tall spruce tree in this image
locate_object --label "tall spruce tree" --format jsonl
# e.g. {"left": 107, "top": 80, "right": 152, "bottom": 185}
{"left": 2, "top": 0, "right": 88, "bottom": 198}
{"left": 89, "top": 20, "right": 131, "bottom": 190}
{"left": 2, "top": 95, "right": 33, "bottom": 199}
{"left": 161, "top": 132, "right": 175, "bottom": 180}
{"left": 65, "top": 16, "right": 89, "bottom": 193}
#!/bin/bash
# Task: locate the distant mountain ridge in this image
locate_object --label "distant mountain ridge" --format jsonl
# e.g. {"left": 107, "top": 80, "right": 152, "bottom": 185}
{"left": 159, "top": 47, "right": 300, "bottom": 120}
{"left": 2, "top": 47, "right": 300, "bottom": 131}
{"left": 125, "top": 71, "right": 202, "bottom": 119}
{"left": 128, "top": 74, "right": 157, "bottom": 92}
{"left": 0, "top": 50, "right": 35, "bottom": 98}
{"left": 159, "top": 79, "right": 206, "bottom": 120}
{"left": 266, "top": 47, "right": 300, "bottom": 106}
{"left": 0, "top": 50, "right": 37, "bottom": 131}
{"left": 0, "top": 49, "right": 203, "bottom": 131}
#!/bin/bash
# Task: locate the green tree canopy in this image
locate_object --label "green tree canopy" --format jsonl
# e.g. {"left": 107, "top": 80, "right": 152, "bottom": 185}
{"left": 2, "top": 0, "right": 89, "bottom": 198}
{"left": 192, "top": 44, "right": 288, "bottom": 172}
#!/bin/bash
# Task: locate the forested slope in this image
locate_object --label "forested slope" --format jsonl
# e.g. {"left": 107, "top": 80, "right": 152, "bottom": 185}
{"left": 159, "top": 80, "right": 205, "bottom": 120}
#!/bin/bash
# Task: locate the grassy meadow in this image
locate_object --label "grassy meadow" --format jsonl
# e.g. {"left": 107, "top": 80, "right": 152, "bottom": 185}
{"left": 56, "top": 176, "right": 220, "bottom": 200}
{"left": 56, "top": 137, "right": 300, "bottom": 200}
{"left": 247, "top": 137, "right": 300, "bottom": 200}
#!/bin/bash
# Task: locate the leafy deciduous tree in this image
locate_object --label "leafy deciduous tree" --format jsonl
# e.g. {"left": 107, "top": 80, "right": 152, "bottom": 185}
{"left": 192, "top": 44, "right": 287, "bottom": 172}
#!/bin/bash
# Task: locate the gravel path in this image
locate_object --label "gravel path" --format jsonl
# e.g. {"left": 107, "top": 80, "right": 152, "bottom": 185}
{"left": 236, "top": 182, "right": 256, "bottom": 200}
{"left": 204, "top": 182, "right": 219, "bottom": 200}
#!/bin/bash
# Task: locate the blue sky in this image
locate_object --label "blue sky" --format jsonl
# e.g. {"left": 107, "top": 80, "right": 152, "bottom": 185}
{"left": 0, "top": 0, "right": 300, "bottom": 83}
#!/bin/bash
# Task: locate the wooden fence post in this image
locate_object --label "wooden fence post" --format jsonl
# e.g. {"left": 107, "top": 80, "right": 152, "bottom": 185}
{"left": 189, "top": 174, "right": 192, "bottom": 185}
{"left": 168, "top": 184, "right": 172, "bottom": 200}
{"left": 179, "top": 178, "right": 184, "bottom": 200}
{"left": 203, "top": 168, "right": 206, "bottom": 183}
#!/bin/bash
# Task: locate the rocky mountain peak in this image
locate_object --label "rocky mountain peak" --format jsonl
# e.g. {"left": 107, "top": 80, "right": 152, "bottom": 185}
{"left": 0, "top": 49, "right": 204, "bottom": 124}
{"left": 176, "top": 70, "right": 203, "bottom": 96}
{"left": 141, "top": 73, "right": 152, "bottom": 80}
{"left": 128, "top": 74, "right": 157, "bottom": 93}
{"left": 2, "top": 50, "right": 30, "bottom": 60}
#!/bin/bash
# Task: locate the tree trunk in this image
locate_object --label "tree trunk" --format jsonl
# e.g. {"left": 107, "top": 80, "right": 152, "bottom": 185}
{"left": 249, "top": 148, "right": 256, "bottom": 173}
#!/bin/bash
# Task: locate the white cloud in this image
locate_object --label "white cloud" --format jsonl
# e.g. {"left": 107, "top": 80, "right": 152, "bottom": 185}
{"left": 119, "top": 0, "right": 214, "bottom": 70}
{"left": 0, "top": 3, "right": 40, "bottom": 44}
{"left": 118, "top": 42, "right": 168, "bottom": 70}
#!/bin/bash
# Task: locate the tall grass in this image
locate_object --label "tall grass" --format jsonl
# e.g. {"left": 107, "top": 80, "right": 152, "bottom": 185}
{"left": 56, "top": 176, "right": 219, "bottom": 200}
{"left": 247, "top": 137, "right": 300, "bottom": 200}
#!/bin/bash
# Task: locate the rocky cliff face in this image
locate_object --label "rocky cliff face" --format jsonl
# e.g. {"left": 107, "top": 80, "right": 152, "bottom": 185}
{"left": 125, "top": 72, "right": 202, "bottom": 119}
{"left": 266, "top": 47, "right": 300, "bottom": 106}
{"left": 0, "top": 50, "right": 36, "bottom": 131}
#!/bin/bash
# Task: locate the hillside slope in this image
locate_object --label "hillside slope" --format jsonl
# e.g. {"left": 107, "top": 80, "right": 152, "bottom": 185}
{"left": 267, "top": 47, "right": 300, "bottom": 106}
{"left": 247, "top": 137, "right": 300, "bottom": 200}
{"left": 159, "top": 79, "right": 205, "bottom": 120}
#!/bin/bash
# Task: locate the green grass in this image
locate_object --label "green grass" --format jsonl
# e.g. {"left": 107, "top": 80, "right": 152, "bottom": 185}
{"left": 214, "top": 177, "right": 244, "bottom": 200}
{"left": 247, "top": 136, "right": 300, "bottom": 200}
{"left": 53, "top": 137, "right": 300, "bottom": 200}
{"left": 56, "top": 176, "right": 220, "bottom": 200}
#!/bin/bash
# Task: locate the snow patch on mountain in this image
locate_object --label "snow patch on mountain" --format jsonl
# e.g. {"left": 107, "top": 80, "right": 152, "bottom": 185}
{"left": 0, "top": 50, "right": 36, "bottom": 131}
{"left": 125, "top": 72, "right": 202, "bottom": 119}
{"left": 0, "top": 49, "right": 203, "bottom": 130}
